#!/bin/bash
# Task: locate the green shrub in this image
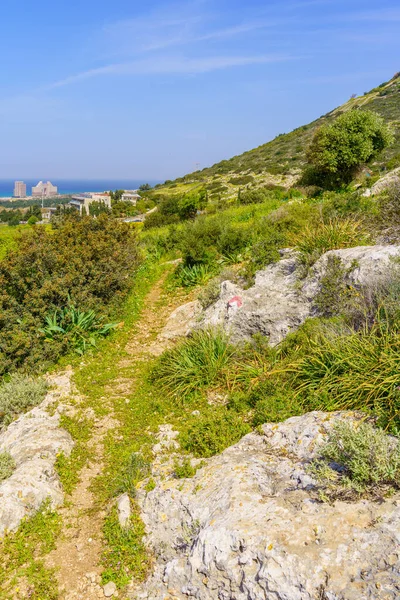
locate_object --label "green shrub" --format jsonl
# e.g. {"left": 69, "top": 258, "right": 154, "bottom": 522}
{"left": 174, "top": 264, "right": 213, "bottom": 288}
{"left": 0, "top": 374, "right": 48, "bottom": 428}
{"left": 39, "top": 301, "right": 118, "bottom": 355}
{"left": 0, "top": 452, "right": 15, "bottom": 481}
{"left": 288, "top": 320, "right": 400, "bottom": 430}
{"left": 229, "top": 175, "right": 254, "bottom": 186}
{"left": 198, "top": 278, "right": 221, "bottom": 309}
{"left": 181, "top": 410, "right": 251, "bottom": 457}
{"left": 252, "top": 392, "right": 302, "bottom": 426}
{"left": 310, "top": 421, "right": 400, "bottom": 498}
{"left": 0, "top": 215, "right": 140, "bottom": 374}
{"left": 306, "top": 109, "right": 393, "bottom": 186}
{"left": 151, "top": 330, "right": 235, "bottom": 398}
{"left": 314, "top": 255, "right": 359, "bottom": 317}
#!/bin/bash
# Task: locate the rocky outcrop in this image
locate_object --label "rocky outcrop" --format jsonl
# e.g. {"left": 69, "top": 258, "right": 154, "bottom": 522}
{"left": 196, "top": 245, "right": 400, "bottom": 345}
{"left": 134, "top": 412, "right": 400, "bottom": 600}
{"left": 0, "top": 371, "right": 74, "bottom": 536}
{"left": 160, "top": 300, "right": 203, "bottom": 341}
{"left": 370, "top": 167, "right": 400, "bottom": 196}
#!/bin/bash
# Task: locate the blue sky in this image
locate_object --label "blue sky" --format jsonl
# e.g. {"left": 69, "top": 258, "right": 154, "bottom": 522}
{"left": 0, "top": 0, "right": 399, "bottom": 181}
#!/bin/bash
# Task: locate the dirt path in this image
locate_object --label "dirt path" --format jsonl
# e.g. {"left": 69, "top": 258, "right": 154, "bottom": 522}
{"left": 45, "top": 269, "right": 195, "bottom": 600}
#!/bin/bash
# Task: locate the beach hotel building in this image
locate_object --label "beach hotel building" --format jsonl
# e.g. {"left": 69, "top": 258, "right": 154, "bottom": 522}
{"left": 13, "top": 181, "right": 27, "bottom": 198}
{"left": 32, "top": 181, "right": 58, "bottom": 198}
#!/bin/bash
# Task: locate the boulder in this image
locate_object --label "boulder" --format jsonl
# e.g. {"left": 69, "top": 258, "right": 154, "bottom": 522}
{"left": 370, "top": 167, "right": 400, "bottom": 196}
{"left": 199, "top": 245, "right": 400, "bottom": 345}
{"left": 134, "top": 412, "right": 400, "bottom": 600}
{"left": 0, "top": 372, "right": 74, "bottom": 536}
{"left": 160, "top": 300, "right": 203, "bottom": 341}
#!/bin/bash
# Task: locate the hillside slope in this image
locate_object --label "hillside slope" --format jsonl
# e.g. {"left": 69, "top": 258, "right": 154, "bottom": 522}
{"left": 154, "top": 72, "right": 400, "bottom": 199}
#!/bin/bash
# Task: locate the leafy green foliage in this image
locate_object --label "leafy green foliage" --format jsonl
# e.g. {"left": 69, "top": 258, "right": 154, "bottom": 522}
{"left": 181, "top": 410, "right": 251, "bottom": 457}
{"left": 55, "top": 413, "right": 93, "bottom": 494}
{"left": 0, "top": 215, "right": 140, "bottom": 375}
{"left": 0, "top": 502, "right": 61, "bottom": 600}
{"left": 307, "top": 110, "right": 393, "bottom": 186}
{"left": 151, "top": 330, "right": 235, "bottom": 398}
{"left": 40, "top": 301, "right": 118, "bottom": 355}
{"left": 174, "top": 263, "right": 213, "bottom": 287}
{"left": 173, "top": 457, "right": 197, "bottom": 478}
{"left": 310, "top": 421, "right": 400, "bottom": 498}
{"left": 0, "top": 374, "right": 48, "bottom": 428}
{"left": 102, "top": 506, "right": 150, "bottom": 588}
{"left": 0, "top": 452, "right": 15, "bottom": 482}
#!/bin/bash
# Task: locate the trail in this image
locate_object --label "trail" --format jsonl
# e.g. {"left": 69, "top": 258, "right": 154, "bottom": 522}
{"left": 45, "top": 268, "right": 194, "bottom": 600}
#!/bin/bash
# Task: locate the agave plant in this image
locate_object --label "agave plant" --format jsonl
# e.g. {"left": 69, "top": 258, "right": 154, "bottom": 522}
{"left": 40, "top": 299, "right": 118, "bottom": 355}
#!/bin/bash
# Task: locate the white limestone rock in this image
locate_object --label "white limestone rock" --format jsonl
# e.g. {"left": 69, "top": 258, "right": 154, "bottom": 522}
{"left": 199, "top": 245, "right": 400, "bottom": 345}
{"left": 0, "top": 371, "right": 75, "bottom": 536}
{"left": 134, "top": 412, "right": 400, "bottom": 600}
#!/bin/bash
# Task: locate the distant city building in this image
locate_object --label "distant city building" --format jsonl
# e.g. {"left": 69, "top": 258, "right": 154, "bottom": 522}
{"left": 121, "top": 190, "right": 141, "bottom": 205}
{"left": 32, "top": 181, "right": 58, "bottom": 198}
{"left": 69, "top": 192, "right": 112, "bottom": 215}
{"left": 14, "top": 181, "right": 27, "bottom": 198}
{"left": 41, "top": 207, "right": 57, "bottom": 222}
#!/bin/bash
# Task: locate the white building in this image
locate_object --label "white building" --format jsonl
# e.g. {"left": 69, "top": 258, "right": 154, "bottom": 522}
{"left": 69, "top": 192, "right": 112, "bottom": 215}
{"left": 14, "top": 181, "right": 27, "bottom": 198}
{"left": 32, "top": 181, "right": 58, "bottom": 198}
{"left": 121, "top": 190, "right": 141, "bottom": 205}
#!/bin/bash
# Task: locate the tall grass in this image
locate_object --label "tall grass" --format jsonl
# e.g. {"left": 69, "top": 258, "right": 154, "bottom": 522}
{"left": 294, "top": 217, "right": 369, "bottom": 265}
{"left": 151, "top": 329, "right": 235, "bottom": 397}
{"left": 288, "top": 319, "right": 400, "bottom": 430}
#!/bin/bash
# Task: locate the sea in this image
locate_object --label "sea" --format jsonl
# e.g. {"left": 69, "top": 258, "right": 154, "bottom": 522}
{"left": 0, "top": 179, "right": 160, "bottom": 198}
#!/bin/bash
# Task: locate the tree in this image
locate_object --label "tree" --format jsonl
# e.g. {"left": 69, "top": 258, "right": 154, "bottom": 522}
{"left": 89, "top": 201, "right": 111, "bottom": 217}
{"left": 27, "top": 215, "right": 39, "bottom": 226}
{"left": 178, "top": 194, "right": 199, "bottom": 220}
{"left": 110, "top": 189, "right": 125, "bottom": 202}
{"left": 306, "top": 110, "right": 393, "bottom": 187}
{"left": 139, "top": 183, "right": 152, "bottom": 191}
{"left": 27, "top": 204, "right": 41, "bottom": 219}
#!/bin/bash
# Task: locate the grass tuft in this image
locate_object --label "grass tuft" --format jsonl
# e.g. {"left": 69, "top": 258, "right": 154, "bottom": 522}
{"left": 151, "top": 329, "right": 236, "bottom": 398}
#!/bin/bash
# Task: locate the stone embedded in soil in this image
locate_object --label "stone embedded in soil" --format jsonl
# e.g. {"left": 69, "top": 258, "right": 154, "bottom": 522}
{"left": 103, "top": 581, "right": 117, "bottom": 597}
{"left": 117, "top": 492, "right": 131, "bottom": 528}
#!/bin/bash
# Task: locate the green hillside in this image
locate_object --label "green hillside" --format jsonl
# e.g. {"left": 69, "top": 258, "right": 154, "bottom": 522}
{"left": 154, "top": 72, "right": 400, "bottom": 199}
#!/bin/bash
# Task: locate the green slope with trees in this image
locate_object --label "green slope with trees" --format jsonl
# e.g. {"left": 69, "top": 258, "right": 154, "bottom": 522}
{"left": 150, "top": 72, "right": 400, "bottom": 200}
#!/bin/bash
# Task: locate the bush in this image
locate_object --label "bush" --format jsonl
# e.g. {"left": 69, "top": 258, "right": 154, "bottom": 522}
{"left": 151, "top": 330, "right": 235, "bottom": 398}
{"left": 306, "top": 109, "right": 393, "bottom": 186}
{"left": 0, "top": 374, "right": 48, "bottom": 428}
{"left": 310, "top": 421, "right": 400, "bottom": 498}
{"left": 0, "top": 452, "right": 15, "bottom": 482}
{"left": 0, "top": 216, "right": 140, "bottom": 374}
{"left": 181, "top": 410, "right": 251, "bottom": 457}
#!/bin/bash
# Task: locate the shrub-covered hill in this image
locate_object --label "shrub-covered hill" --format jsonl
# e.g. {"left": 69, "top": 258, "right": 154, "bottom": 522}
{"left": 152, "top": 72, "right": 400, "bottom": 199}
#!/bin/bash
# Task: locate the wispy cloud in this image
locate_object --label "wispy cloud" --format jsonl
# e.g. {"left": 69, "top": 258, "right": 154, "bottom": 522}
{"left": 45, "top": 54, "right": 293, "bottom": 89}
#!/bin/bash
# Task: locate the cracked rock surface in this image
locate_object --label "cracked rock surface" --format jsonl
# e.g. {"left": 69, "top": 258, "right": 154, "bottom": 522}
{"left": 0, "top": 371, "right": 74, "bottom": 536}
{"left": 134, "top": 412, "right": 400, "bottom": 600}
